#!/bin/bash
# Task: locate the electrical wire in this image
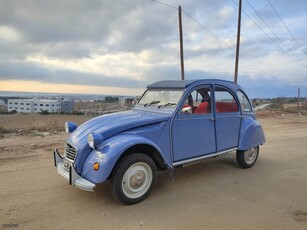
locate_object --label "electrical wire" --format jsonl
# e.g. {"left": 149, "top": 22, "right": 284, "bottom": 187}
{"left": 150, "top": 0, "right": 177, "bottom": 9}
{"left": 182, "top": 9, "right": 273, "bottom": 77}
{"left": 150, "top": 0, "right": 273, "bottom": 77}
{"left": 245, "top": 0, "right": 307, "bottom": 67}
{"left": 232, "top": 0, "right": 307, "bottom": 68}
{"left": 266, "top": 0, "right": 304, "bottom": 51}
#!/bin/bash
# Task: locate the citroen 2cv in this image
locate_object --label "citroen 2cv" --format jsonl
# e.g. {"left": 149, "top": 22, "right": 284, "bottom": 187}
{"left": 54, "top": 79, "right": 265, "bottom": 204}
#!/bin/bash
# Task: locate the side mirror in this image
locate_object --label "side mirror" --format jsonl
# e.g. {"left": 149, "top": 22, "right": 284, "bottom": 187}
{"left": 180, "top": 106, "right": 192, "bottom": 115}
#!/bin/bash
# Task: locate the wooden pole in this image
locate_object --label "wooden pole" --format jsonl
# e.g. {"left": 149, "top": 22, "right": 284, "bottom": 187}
{"left": 297, "top": 87, "right": 300, "bottom": 113}
{"left": 234, "top": 0, "right": 242, "bottom": 83}
{"left": 178, "top": 5, "right": 185, "bottom": 80}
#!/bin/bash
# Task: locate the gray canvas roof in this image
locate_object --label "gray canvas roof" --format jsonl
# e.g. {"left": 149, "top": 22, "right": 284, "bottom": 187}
{"left": 147, "top": 79, "right": 238, "bottom": 90}
{"left": 147, "top": 80, "right": 195, "bottom": 89}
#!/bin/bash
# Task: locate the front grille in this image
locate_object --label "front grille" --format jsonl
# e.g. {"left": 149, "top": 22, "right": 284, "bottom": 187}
{"left": 64, "top": 143, "right": 78, "bottom": 161}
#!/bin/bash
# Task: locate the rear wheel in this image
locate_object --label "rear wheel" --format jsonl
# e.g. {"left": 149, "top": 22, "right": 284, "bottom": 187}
{"left": 111, "top": 153, "right": 156, "bottom": 205}
{"left": 236, "top": 146, "right": 259, "bottom": 168}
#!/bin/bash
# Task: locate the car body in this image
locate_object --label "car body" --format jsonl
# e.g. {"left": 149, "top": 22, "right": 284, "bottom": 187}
{"left": 54, "top": 79, "right": 265, "bottom": 204}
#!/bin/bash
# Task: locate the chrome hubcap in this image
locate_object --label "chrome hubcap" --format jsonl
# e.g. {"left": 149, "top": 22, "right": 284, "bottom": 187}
{"left": 122, "top": 162, "right": 152, "bottom": 199}
{"left": 244, "top": 147, "right": 258, "bottom": 164}
{"left": 130, "top": 171, "right": 145, "bottom": 189}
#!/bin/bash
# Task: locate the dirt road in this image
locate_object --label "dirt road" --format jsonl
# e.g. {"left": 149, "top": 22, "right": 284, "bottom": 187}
{"left": 1, "top": 115, "right": 307, "bottom": 230}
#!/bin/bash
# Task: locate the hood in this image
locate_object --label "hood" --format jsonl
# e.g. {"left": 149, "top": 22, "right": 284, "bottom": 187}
{"left": 70, "top": 110, "right": 170, "bottom": 143}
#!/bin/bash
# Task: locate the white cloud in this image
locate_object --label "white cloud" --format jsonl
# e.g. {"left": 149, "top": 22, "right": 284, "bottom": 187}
{"left": 217, "top": 5, "right": 234, "bottom": 23}
{"left": 0, "top": 26, "right": 21, "bottom": 42}
{"left": 0, "top": 0, "right": 306, "bottom": 97}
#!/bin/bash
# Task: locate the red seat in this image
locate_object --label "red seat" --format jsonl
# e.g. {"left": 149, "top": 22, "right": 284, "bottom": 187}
{"left": 216, "top": 102, "right": 238, "bottom": 113}
{"left": 194, "top": 102, "right": 209, "bottom": 114}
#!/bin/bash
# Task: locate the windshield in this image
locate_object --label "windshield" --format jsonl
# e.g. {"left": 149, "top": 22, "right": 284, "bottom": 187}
{"left": 138, "top": 89, "right": 183, "bottom": 107}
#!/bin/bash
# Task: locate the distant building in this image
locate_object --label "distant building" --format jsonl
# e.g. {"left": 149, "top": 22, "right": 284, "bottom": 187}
{"left": 61, "top": 100, "right": 74, "bottom": 113}
{"left": 7, "top": 98, "right": 73, "bottom": 113}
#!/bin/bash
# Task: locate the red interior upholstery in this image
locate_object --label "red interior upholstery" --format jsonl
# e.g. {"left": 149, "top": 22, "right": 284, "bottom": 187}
{"left": 216, "top": 102, "right": 238, "bottom": 113}
{"left": 194, "top": 102, "right": 209, "bottom": 114}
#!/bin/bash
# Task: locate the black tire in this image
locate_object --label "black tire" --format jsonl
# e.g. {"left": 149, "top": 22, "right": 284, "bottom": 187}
{"left": 111, "top": 153, "right": 157, "bottom": 205}
{"left": 236, "top": 146, "right": 259, "bottom": 168}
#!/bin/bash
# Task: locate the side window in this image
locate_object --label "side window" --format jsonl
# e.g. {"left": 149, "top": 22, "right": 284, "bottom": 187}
{"left": 181, "top": 87, "right": 212, "bottom": 115}
{"left": 215, "top": 87, "right": 239, "bottom": 113}
{"left": 237, "top": 90, "right": 252, "bottom": 112}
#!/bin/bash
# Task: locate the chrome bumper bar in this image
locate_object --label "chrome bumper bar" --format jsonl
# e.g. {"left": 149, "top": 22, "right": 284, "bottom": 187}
{"left": 53, "top": 149, "right": 95, "bottom": 192}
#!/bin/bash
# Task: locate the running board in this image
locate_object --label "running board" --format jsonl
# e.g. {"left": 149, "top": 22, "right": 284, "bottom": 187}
{"left": 173, "top": 148, "right": 238, "bottom": 167}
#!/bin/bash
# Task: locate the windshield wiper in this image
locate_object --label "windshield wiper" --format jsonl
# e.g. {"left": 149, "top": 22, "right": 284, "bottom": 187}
{"left": 144, "top": 100, "right": 161, "bottom": 107}
{"left": 158, "top": 103, "right": 177, "bottom": 108}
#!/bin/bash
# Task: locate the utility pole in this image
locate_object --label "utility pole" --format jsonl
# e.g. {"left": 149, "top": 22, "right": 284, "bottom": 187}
{"left": 178, "top": 5, "right": 185, "bottom": 80}
{"left": 234, "top": 0, "right": 242, "bottom": 83}
{"left": 297, "top": 87, "right": 300, "bottom": 113}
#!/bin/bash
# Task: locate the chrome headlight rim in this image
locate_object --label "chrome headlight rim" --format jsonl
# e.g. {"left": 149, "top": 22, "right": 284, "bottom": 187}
{"left": 65, "top": 121, "right": 77, "bottom": 133}
{"left": 88, "top": 133, "right": 104, "bottom": 149}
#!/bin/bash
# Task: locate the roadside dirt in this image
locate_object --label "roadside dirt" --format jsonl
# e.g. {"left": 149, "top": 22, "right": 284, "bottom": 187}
{"left": 0, "top": 114, "right": 307, "bottom": 230}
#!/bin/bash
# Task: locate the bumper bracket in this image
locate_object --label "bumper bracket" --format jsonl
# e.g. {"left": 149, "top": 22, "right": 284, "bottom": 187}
{"left": 53, "top": 149, "right": 95, "bottom": 192}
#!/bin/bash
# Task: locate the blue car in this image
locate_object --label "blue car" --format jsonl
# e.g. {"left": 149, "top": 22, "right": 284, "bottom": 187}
{"left": 54, "top": 79, "right": 265, "bottom": 205}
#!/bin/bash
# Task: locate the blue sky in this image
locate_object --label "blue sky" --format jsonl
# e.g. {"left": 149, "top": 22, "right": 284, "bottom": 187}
{"left": 0, "top": 0, "right": 306, "bottom": 97}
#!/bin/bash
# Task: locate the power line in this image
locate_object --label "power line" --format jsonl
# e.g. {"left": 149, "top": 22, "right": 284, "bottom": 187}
{"left": 245, "top": 0, "right": 307, "bottom": 67}
{"left": 246, "top": 0, "right": 283, "bottom": 45}
{"left": 182, "top": 10, "right": 273, "bottom": 77}
{"left": 150, "top": 0, "right": 274, "bottom": 76}
{"left": 150, "top": 0, "right": 177, "bottom": 9}
{"left": 232, "top": 0, "right": 307, "bottom": 68}
{"left": 266, "top": 0, "right": 304, "bottom": 51}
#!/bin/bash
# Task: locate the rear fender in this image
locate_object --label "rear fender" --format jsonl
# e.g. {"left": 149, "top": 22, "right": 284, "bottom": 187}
{"left": 239, "top": 117, "right": 266, "bottom": 150}
{"left": 81, "top": 134, "right": 169, "bottom": 184}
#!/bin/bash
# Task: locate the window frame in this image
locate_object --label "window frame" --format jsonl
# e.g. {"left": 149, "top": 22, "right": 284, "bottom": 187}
{"left": 213, "top": 85, "right": 240, "bottom": 114}
{"left": 178, "top": 84, "right": 213, "bottom": 116}
{"left": 237, "top": 90, "right": 253, "bottom": 113}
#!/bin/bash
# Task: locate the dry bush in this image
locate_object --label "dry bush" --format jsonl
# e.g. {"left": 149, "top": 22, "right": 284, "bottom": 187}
{"left": 0, "top": 114, "right": 94, "bottom": 134}
{"left": 271, "top": 97, "right": 285, "bottom": 109}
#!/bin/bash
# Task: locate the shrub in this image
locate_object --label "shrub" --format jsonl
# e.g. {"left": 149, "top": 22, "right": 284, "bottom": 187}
{"left": 40, "top": 110, "right": 50, "bottom": 115}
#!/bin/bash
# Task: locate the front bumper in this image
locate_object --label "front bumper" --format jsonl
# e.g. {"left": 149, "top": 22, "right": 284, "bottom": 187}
{"left": 53, "top": 149, "right": 95, "bottom": 192}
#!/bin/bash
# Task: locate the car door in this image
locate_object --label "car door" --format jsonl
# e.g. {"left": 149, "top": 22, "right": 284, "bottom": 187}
{"left": 172, "top": 85, "right": 216, "bottom": 162}
{"left": 214, "top": 86, "right": 241, "bottom": 152}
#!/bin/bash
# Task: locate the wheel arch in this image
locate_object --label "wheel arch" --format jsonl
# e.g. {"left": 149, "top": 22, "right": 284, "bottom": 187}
{"left": 239, "top": 117, "right": 266, "bottom": 150}
{"left": 120, "top": 144, "right": 167, "bottom": 169}
{"left": 108, "top": 144, "right": 168, "bottom": 180}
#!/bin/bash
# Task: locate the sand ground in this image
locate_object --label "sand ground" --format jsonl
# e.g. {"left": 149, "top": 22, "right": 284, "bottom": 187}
{"left": 0, "top": 115, "right": 307, "bottom": 230}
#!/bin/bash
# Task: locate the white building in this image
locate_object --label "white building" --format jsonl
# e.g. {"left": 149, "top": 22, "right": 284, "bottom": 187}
{"left": 8, "top": 99, "right": 62, "bottom": 113}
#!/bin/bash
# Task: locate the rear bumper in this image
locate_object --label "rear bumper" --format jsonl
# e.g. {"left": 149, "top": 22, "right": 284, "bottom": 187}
{"left": 53, "top": 149, "right": 95, "bottom": 192}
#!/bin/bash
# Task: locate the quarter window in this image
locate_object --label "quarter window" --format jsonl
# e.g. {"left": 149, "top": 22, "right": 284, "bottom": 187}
{"left": 237, "top": 91, "right": 252, "bottom": 112}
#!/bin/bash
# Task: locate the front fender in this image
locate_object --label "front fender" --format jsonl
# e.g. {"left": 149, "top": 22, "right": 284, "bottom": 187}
{"left": 80, "top": 134, "right": 169, "bottom": 184}
{"left": 239, "top": 117, "right": 266, "bottom": 150}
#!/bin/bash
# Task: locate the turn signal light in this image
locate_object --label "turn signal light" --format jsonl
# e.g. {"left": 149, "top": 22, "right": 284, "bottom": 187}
{"left": 93, "top": 162, "right": 100, "bottom": 171}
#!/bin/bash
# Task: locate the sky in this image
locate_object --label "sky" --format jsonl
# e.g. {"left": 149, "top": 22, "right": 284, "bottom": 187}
{"left": 0, "top": 0, "right": 306, "bottom": 98}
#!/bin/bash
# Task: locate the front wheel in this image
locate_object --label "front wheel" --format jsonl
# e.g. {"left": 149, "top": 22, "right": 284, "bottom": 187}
{"left": 236, "top": 146, "right": 259, "bottom": 168}
{"left": 111, "top": 153, "right": 156, "bottom": 205}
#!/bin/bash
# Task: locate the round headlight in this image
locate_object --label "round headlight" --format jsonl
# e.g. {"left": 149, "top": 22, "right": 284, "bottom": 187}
{"left": 88, "top": 133, "right": 104, "bottom": 149}
{"left": 65, "top": 122, "right": 77, "bottom": 133}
